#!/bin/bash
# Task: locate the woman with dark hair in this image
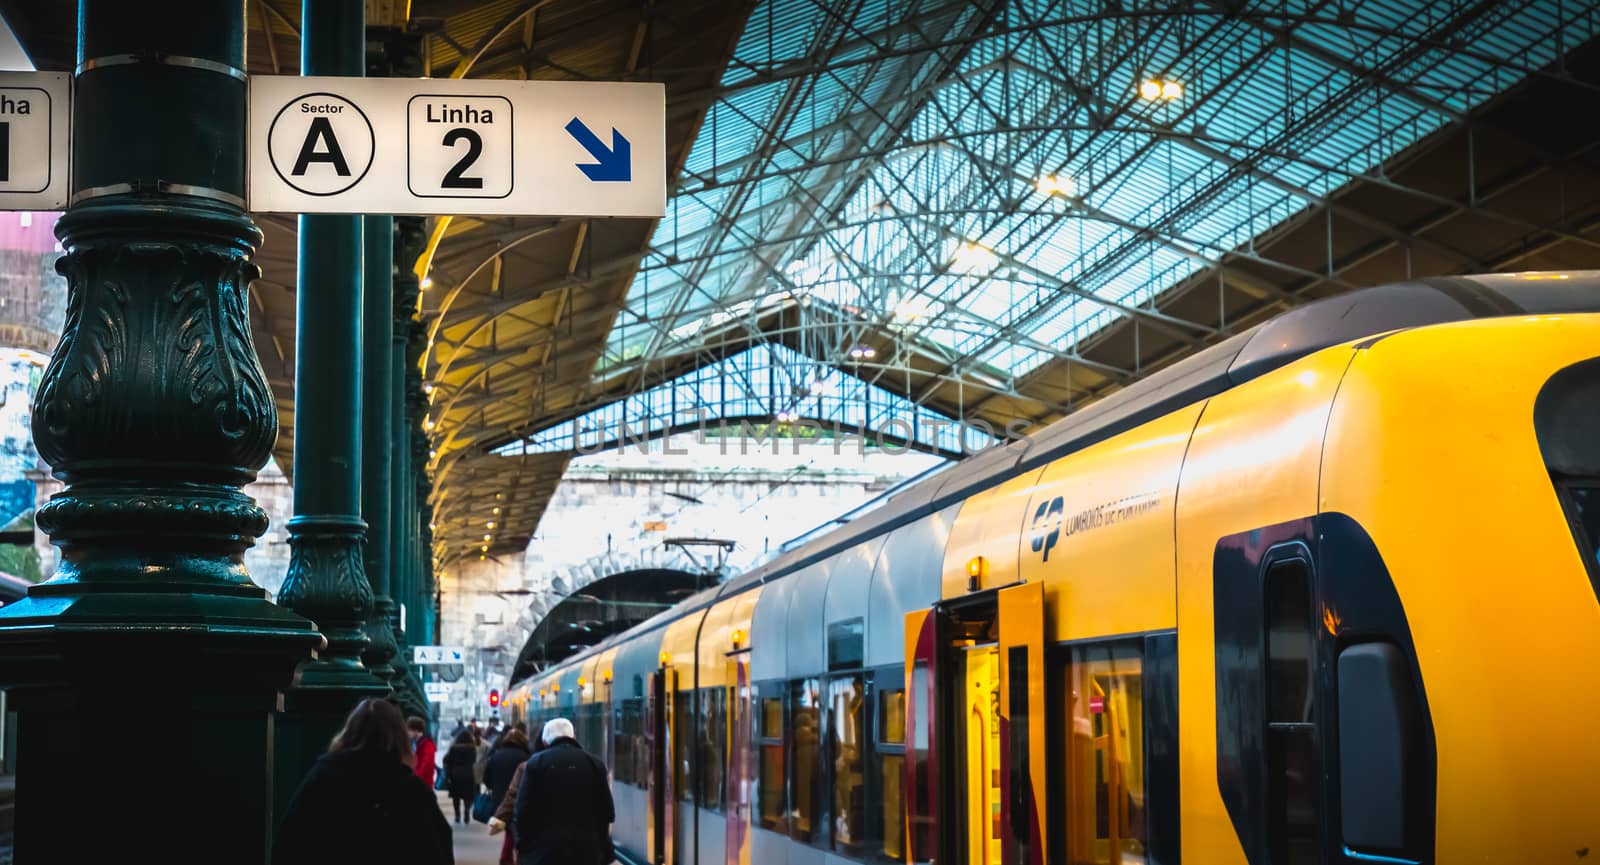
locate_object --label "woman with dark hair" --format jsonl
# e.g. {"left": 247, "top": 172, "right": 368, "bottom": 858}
{"left": 273, "top": 698, "right": 454, "bottom": 865}
{"left": 442, "top": 728, "right": 481, "bottom": 824}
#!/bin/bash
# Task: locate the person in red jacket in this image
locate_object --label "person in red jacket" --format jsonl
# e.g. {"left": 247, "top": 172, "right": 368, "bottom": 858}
{"left": 406, "top": 716, "right": 437, "bottom": 789}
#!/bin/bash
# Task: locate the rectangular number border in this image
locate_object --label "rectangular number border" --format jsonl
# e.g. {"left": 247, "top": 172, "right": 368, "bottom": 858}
{"left": 405, "top": 93, "right": 515, "bottom": 201}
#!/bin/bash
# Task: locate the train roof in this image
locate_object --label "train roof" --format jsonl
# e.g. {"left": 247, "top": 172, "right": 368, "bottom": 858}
{"left": 516, "top": 272, "right": 1600, "bottom": 686}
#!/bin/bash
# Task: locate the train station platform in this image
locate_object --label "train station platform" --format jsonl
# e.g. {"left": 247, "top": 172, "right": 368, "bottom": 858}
{"left": 434, "top": 790, "right": 502, "bottom": 865}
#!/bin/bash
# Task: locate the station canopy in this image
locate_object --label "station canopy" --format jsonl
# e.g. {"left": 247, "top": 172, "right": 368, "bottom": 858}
{"left": 7, "top": 0, "right": 1597, "bottom": 571}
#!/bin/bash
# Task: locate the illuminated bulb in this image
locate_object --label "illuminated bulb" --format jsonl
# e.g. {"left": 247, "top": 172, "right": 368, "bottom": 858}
{"left": 429, "top": 449, "right": 437, "bottom": 458}
{"left": 480, "top": 544, "right": 488, "bottom": 552}
{"left": 578, "top": 677, "right": 587, "bottom": 688}
{"left": 1139, "top": 79, "right": 1162, "bottom": 100}
{"left": 423, "top": 417, "right": 434, "bottom": 431}
{"left": 492, "top": 507, "right": 501, "bottom": 515}
{"left": 423, "top": 382, "right": 434, "bottom": 394}
{"left": 1036, "top": 174, "right": 1076, "bottom": 197}
{"left": 421, "top": 276, "right": 434, "bottom": 289}
{"left": 659, "top": 651, "right": 671, "bottom": 667}
{"left": 731, "top": 629, "right": 744, "bottom": 648}
{"left": 479, "top": 554, "right": 486, "bottom": 561}
{"left": 486, "top": 521, "right": 496, "bottom": 529}
{"left": 966, "top": 556, "right": 988, "bottom": 579}
{"left": 951, "top": 241, "right": 998, "bottom": 274}
{"left": 1161, "top": 80, "right": 1183, "bottom": 99}
{"left": 483, "top": 533, "right": 492, "bottom": 541}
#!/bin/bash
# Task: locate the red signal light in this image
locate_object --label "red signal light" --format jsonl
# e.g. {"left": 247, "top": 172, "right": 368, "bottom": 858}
{"left": 489, "top": 689, "right": 500, "bottom": 707}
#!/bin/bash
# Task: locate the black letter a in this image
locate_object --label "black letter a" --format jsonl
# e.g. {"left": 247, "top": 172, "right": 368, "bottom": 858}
{"left": 292, "top": 117, "right": 350, "bottom": 176}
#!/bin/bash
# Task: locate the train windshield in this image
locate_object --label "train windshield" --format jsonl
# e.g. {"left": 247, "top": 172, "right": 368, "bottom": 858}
{"left": 1570, "top": 485, "right": 1600, "bottom": 569}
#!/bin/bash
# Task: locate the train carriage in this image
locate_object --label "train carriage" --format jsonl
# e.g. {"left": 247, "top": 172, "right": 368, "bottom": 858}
{"left": 509, "top": 273, "right": 1600, "bottom": 865}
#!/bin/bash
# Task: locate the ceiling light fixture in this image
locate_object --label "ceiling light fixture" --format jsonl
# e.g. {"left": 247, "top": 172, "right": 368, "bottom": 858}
{"left": 1036, "top": 174, "right": 1077, "bottom": 197}
{"left": 1140, "top": 77, "right": 1183, "bottom": 101}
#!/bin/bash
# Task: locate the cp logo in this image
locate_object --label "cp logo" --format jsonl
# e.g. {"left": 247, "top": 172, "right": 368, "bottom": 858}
{"left": 1030, "top": 495, "right": 1064, "bottom": 562}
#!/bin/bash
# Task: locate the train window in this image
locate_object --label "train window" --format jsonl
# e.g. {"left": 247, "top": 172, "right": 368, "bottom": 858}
{"left": 1266, "top": 562, "right": 1314, "bottom": 723}
{"left": 761, "top": 696, "right": 783, "bottom": 738}
{"left": 875, "top": 686, "right": 907, "bottom": 863}
{"left": 880, "top": 688, "right": 905, "bottom": 744}
{"left": 698, "top": 687, "right": 726, "bottom": 812}
{"left": 756, "top": 688, "right": 787, "bottom": 832}
{"left": 828, "top": 676, "right": 867, "bottom": 854}
{"left": 828, "top": 618, "right": 864, "bottom": 671}
{"left": 1265, "top": 559, "right": 1319, "bottom": 864}
{"left": 1060, "top": 642, "right": 1146, "bottom": 865}
{"left": 1565, "top": 485, "right": 1600, "bottom": 570}
{"left": 789, "top": 678, "right": 826, "bottom": 845}
{"left": 674, "top": 690, "right": 692, "bottom": 803}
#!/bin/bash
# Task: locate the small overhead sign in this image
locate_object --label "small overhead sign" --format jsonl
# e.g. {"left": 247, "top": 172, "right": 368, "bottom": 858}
{"left": 413, "top": 645, "right": 466, "bottom": 665}
{"left": 248, "top": 75, "right": 665, "bottom": 217}
{"left": 0, "top": 72, "right": 69, "bottom": 211}
{"left": 423, "top": 681, "right": 456, "bottom": 703}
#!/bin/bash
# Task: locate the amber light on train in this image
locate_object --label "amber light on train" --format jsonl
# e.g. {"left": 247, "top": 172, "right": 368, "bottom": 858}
{"left": 966, "top": 555, "right": 988, "bottom": 590}
{"left": 658, "top": 651, "right": 671, "bottom": 667}
{"left": 730, "top": 629, "right": 744, "bottom": 649}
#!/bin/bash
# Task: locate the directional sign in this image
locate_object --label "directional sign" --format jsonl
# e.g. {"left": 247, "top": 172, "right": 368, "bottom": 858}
{"left": 413, "top": 645, "right": 466, "bottom": 665}
{"left": 0, "top": 72, "right": 69, "bottom": 211}
{"left": 248, "top": 76, "right": 665, "bottom": 217}
{"left": 423, "top": 681, "right": 459, "bottom": 703}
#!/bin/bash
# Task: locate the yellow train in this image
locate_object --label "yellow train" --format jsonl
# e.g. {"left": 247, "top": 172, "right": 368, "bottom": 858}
{"left": 507, "top": 273, "right": 1600, "bottom": 865}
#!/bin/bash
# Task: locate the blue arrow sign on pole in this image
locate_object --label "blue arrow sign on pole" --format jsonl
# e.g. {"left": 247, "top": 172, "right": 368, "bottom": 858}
{"left": 564, "top": 117, "right": 631, "bottom": 182}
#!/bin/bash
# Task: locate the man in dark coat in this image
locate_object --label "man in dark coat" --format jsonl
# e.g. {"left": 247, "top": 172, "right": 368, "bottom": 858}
{"left": 515, "top": 717, "right": 615, "bottom": 865}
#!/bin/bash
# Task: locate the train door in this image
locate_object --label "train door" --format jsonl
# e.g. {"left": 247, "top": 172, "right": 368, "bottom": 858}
{"left": 959, "top": 643, "right": 1002, "bottom": 865}
{"left": 725, "top": 653, "right": 752, "bottom": 865}
{"left": 647, "top": 668, "right": 677, "bottom": 865}
{"left": 905, "top": 583, "right": 1049, "bottom": 865}
{"left": 996, "top": 582, "right": 1047, "bottom": 865}
{"left": 602, "top": 676, "right": 615, "bottom": 784}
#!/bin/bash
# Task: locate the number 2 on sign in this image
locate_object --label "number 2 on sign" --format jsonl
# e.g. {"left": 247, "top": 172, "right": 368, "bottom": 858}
{"left": 441, "top": 128, "right": 482, "bottom": 189}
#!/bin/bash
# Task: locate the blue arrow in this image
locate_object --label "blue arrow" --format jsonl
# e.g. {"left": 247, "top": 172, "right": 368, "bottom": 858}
{"left": 565, "top": 117, "right": 631, "bottom": 182}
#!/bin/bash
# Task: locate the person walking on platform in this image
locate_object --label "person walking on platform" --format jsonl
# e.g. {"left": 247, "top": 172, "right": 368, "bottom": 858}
{"left": 487, "top": 731, "right": 538, "bottom": 864}
{"left": 409, "top": 716, "right": 439, "bottom": 790}
{"left": 273, "top": 698, "right": 453, "bottom": 865}
{"left": 443, "top": 729, "right": 481, "bottom": 824}
{"left": 514, "top": 718, "right": 614, "bottom": 865}
{"left": 483, "top": 728, "right": 531, "bottom": 819}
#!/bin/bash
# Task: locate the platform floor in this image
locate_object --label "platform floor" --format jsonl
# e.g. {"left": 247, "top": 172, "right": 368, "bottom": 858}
{"left": 436, "top": 789, "right": 506, "bottom": 865}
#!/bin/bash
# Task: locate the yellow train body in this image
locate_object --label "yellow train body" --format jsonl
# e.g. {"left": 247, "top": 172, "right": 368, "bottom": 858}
{"left": 509, "top": 292, "right": 1600, "bottom": 865}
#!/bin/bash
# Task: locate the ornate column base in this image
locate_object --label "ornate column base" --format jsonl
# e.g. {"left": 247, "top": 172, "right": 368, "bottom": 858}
{"left": 363, "top": 596, "right": 400, "bottom": 682}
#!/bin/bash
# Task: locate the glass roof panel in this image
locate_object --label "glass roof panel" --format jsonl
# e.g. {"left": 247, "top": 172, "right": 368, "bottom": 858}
{"left": 603, "top": 0, "right": 1597, "bottom": 388}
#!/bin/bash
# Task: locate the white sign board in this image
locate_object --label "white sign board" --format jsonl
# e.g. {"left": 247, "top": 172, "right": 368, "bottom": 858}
{"left": 0, "top": 72, "right": 69, "bottom": 211}
{"left": 413, "top": 645, "right": 466, "bottom": 665}
{"left": 423, "top": 681, "right": 455, "bottom": 703}
{"left": 248, "top": 76, "right": 665, "bottom": 217}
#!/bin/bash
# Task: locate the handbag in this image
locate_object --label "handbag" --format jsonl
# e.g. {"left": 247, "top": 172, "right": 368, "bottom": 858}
{"left": 471, "top": 790, "right": 495, "bottom": 824}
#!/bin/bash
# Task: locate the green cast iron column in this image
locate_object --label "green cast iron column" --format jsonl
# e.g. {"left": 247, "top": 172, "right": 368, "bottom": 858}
{"left": 0, "top": 1, "right": 322, "bottom": 861}
{"left": 274, "top": 0, "right": 387, "bottom": 810}
{"left": 406, "top": 323, "right": 433, "bottom": 645}
{"left": 390, "top": 214, "right": 429, "bottom": 719}
{"left": 359, "top": 212, "right": 397, "bottom": 683}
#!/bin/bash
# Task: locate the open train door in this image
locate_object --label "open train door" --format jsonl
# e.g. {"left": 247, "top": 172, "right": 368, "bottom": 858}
{"left": 646, "top": 668, "right": 677, "bottom": 865}
{"left": 997, "top": 581, "right": 1047, "bottom": 865}
{"left": 902, "top": 608, "right": 941, "bottom": 865}
{"left": 725, "top": 651, "right": 752, "bottom": 865}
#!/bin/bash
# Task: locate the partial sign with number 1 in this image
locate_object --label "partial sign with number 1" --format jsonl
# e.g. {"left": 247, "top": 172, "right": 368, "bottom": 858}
{"left": 0, "top": 72, "right": 70, "bottom": 211}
